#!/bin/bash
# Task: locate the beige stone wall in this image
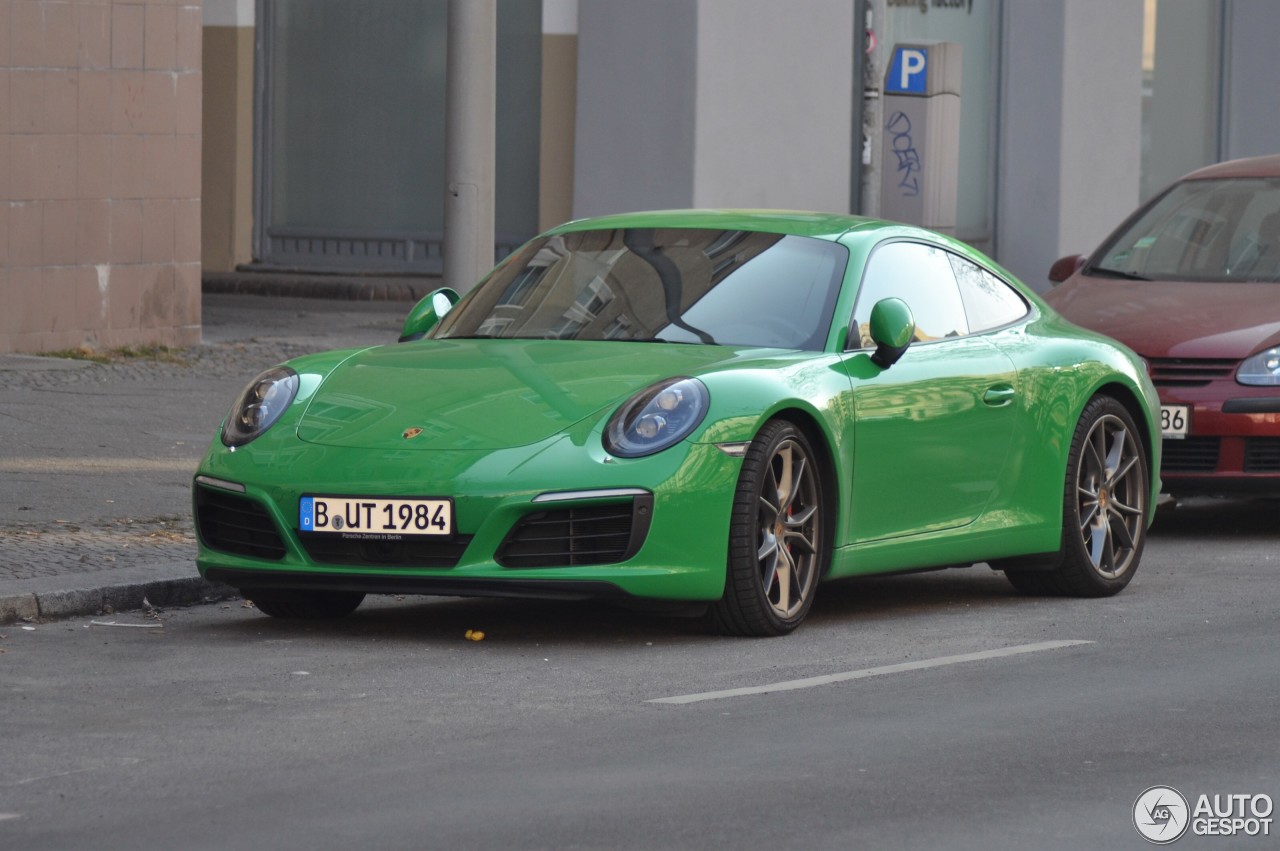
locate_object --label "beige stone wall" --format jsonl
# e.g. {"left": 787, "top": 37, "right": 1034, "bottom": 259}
{"left": 1, "top": 0, "right": 202, "bottom": 354}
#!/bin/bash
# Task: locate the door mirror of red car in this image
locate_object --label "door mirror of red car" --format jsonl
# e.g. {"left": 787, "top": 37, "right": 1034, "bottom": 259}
{"left": 1048, "top": 254, "right": 1086, "bottom": 285}
{"left": 399, "top": 287, "right": 461, "bottom": 342}
{"left": 869, "top": 297, "right": 915, "bottom": 369}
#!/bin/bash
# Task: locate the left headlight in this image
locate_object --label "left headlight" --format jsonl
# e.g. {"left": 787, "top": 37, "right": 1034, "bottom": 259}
{"left": 1237, "top": 347, "right": 1280, "bottom": 386}
{"left": 604, "top": 377, "right": 709, "bottom": 458}
{"left": 222, "top": 366, "right": 300, "bottom": 447}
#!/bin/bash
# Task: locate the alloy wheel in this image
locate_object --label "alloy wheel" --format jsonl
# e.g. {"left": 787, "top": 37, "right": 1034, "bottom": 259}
{"left": 1075, "top": 413, "right": 1145, "bottom": 579}
{"left": 756, "top": 438, "right": 821, "bottom": 618}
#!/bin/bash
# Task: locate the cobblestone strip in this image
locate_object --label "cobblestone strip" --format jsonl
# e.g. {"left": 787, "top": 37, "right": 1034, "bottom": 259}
{"left": 0, "top": 340, "right": 315, "bottom": 391}
{"left": 0, "top": 518, "right": 195, "bottom": 582}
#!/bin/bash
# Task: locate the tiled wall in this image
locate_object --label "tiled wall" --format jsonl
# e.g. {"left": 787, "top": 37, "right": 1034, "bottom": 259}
{"left": 1, "top": 0, "right": 202, "bottom": 354}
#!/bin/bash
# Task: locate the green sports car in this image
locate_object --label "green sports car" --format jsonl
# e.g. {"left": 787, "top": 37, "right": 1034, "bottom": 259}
{"left": 194, "top": 211, "right": 1161, "bottom": 636}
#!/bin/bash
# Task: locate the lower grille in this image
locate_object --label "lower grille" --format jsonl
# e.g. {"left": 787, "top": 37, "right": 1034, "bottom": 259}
{"left": 1244, "top": 438, "right": 1280, "bottom": 473}
{"left": 195, "top": 486, "right": 287, "bottom": 560}
{"left": 1161, "top": 437, "right": 1220, "bottom": 473}
{"left": 299, "top": 533, "right": 472, "bottom": 568}
{"left": 497, "top": 497, "right": 652, "bottom": 568}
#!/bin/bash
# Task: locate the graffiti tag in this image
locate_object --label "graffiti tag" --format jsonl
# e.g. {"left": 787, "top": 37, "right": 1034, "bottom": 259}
{"left": 886, "top": 110, "right": 921, "bottom": 198}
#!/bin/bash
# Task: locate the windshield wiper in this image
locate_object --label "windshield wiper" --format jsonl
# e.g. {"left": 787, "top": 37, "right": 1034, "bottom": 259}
{"left": 1087, "top": 266, "right": 1150, "bottom": 281}
{"left": 630, "top": 337, "right": 704, "bottom": 345}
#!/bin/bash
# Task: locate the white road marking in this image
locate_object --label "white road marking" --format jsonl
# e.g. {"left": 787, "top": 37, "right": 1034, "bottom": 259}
{"left": 648, "top": 640, "right": 1095, "bottom": 705}
{"left": 1, "top": 757, "right": 141, "bottom": 787}
{"left": 0, "top": 813, "right": 23, "bottom": 822}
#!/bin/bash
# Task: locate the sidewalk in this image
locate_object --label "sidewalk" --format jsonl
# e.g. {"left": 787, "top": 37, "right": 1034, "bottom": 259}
{"left": 0, "top": 288, "right": 418, "bottom": 624}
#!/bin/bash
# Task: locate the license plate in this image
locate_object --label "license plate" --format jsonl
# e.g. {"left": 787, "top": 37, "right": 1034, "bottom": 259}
{"left": 300, "top": 495, "right": 453, "bottom": 538}
{"left": 1160, "top": 405, "right": 1190, "bottom": 439}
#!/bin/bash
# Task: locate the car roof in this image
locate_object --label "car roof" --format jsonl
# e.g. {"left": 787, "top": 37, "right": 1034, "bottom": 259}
{"left": 548, "top": 209, "right": 884, "bottom": 241}
{"left": 1183, "top": 154, "right": 1280, "bottom": 181}
{"left": 541, "top": 208, "right": 1024, "bottom": 291}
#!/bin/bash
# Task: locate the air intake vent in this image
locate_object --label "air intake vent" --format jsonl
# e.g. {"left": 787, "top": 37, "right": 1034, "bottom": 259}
{"left": 1161, "top": 436, "right": 1220, "bottom": 473}
{"left": 1244, "top": 438, "right": 1280, "bottom": 473}
{"left": 497, "top": 497, "right": 653, "bottom": 568}
{"left": 1147, "top": 358, "right": 1237, "bottom": 388}
{"left": 195, "top": 486, "right": 287, "bottom": 560}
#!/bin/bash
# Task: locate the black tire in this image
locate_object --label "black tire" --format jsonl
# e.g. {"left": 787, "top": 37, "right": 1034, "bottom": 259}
{"left": 707, "top": 420, "right": 828, "bottom": 636}
{"left": 248, "top": 590, "right": 366, "bottom": 619}
{"left": 1004, "top": 396, "right": 1148, "bottom": 597}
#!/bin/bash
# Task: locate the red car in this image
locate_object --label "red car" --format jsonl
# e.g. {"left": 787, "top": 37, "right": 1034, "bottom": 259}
{"left": 1045, "top": 154, "right": 1280, "bottom": 496}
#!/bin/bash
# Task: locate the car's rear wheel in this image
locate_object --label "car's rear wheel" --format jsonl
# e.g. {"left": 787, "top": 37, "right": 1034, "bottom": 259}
{"left": 707, "top": 420, "right": 827, "bottom": 636}
{"left": 1005, "top": 396, "right": 1148, "bottom": 597}
{"left": 249, "top": 590, "right": 366, "bottom": 619}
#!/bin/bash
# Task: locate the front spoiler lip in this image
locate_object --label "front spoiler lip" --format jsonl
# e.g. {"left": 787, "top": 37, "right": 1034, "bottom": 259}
{"left": 206, "top": 567, "right": 635, "bottom": 602}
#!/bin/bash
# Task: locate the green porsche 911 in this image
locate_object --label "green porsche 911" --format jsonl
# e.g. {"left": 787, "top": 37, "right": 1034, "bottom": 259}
{"left": 194, "top": 211, "right": 1161, "bottom": 636}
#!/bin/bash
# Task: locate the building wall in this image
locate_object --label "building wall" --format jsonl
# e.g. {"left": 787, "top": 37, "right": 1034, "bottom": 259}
{"left": 1056, "top": 0, "right": 1143, "bottom": 267}
{"left": 573, "top": 0, "right": 698, "bottom": 217}
{"left": 1143, "top": 0, "right": 1219, "bottom": 200}
{"left": 691, "top": 0, "right": 853, "bottom": 211}
{"left": 1, "top": 0, "right": 202, "bottom": 354}
{"left": 201, "top": 0, "right": 251, "bottom": 272}
{"left": 538, "top": 31, "right": 576, "bottom": 231}
{"left": 573, "top": 0, "right": 853, "bottom": 218}
{"left": 538, "top": 0, "right": 577, "bottom": 231}
{"left": 1222, "top": 0, "right": 1280, "bottom": 161}
{"left": 997, "top": 0, "right": 1144, "bottom": 289}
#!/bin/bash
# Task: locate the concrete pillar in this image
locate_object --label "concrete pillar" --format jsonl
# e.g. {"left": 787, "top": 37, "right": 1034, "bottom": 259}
{"left": 574, "top": 0, "right": 853, "bottom": 218}
{"left": 443, "top": 0, "right": 497, "bottom": 292}
{"left": 997, "top": 0, "right": 1143, "bottom": 290}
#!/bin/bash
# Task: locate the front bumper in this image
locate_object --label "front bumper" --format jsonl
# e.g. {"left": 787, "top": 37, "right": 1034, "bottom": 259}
{"left": 1157, "top": 380, "right": 1280, "bottom": 493}
{"left": 193, "top": 435, "right": 740, "bottom": 602}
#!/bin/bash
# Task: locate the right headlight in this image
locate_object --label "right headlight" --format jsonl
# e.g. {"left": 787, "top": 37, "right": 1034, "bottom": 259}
{"left": 1237, "top": 347, "right": 1280, "bottom": 386}
{"left": 604, "top": 377, "right": 709, "bottom": 458}
{"left": 222, "top": 366, "right": 300, "bottom": 447}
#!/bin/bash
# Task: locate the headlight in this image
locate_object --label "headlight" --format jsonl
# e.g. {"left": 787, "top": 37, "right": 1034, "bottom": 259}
{"left": 604, "top": 377, "right": 709, "bottom": 458}
{"left": 222, "top": 367, "right": 300, "bottom": 447}
{"left": 1237, "top": 347, "right": 1280, "bottom": 386}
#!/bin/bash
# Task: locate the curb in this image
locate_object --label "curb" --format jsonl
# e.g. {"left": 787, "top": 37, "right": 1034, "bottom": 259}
{"left": 0, "top": 577, "right": 239, "bottom": 625}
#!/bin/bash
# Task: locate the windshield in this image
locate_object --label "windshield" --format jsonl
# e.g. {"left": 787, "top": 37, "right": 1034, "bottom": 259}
{"left": 431, "top": 228, "right": 848, "bottom": 350}
{"left": 1091, "top": 177, "right": 1280, "bottom": 282}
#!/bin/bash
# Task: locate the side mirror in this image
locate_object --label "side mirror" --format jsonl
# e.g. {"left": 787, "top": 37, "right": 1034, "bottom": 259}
{"left": 399, "top": 288, "right": 460, "bottom": 342}
{"left": 868, "top": 297, "right": 915, "bottom": 369}
{"left": 1048, "top": 254, "right": 1086, "bottom": 285}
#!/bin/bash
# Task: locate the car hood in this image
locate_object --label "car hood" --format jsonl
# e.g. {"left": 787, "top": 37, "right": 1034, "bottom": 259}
{"left": 295, "top": 338, "right": 770, "bottom": 451}
{"left": 1047, "top": 276, "right": 1280, "bottom": 359}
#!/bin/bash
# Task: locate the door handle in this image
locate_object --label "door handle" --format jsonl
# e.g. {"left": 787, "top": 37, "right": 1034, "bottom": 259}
{"left": 982, "top": 384, "right": 1016, "bottom": 407}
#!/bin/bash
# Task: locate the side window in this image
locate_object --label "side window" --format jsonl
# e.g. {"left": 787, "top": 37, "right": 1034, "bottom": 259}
{"left": 851, "top": 242, "right": 969, "bottom": 348}
{"left": 948, "top": 255, "right": 1029, "bottom": 332}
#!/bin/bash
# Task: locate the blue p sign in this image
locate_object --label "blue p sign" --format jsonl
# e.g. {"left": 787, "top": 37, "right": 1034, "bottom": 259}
{"left": 886, "top": 46, "right": 928, "bottom": 95}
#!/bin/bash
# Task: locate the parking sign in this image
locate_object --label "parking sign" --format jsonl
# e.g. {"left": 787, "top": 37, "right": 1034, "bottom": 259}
{"left": 886, "top": 46, "right": 928, "bottom": 95}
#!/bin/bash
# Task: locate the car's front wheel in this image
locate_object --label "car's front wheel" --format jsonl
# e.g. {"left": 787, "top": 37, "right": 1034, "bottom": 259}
{"left": 707, "top": 420, "right": 827, "bottom": 636}
{"left": 249, "top": 590, "right": 366, "bottom": 619}
{"left": 1005, "top": 395, "right": 1148, "bottom": 597}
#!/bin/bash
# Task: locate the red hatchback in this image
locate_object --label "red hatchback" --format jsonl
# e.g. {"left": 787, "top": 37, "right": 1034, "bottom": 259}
{"left": 1045, "top": 154, "right": 1280, "bottom": 496}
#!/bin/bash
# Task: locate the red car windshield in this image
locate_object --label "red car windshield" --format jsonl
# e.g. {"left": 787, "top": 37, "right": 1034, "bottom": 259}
{"left": 1090, "top": 176, "right": 1280, "bottom": 282}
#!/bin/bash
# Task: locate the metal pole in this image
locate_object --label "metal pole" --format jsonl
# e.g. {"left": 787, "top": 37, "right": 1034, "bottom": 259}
{"left": 443, "top": 0, "right": 496, "bottom": 293}
{"left": 850, "top": 0, "right": 867, "bottom": 215}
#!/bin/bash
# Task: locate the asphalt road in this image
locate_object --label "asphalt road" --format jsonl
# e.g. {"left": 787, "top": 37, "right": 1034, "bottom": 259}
{"left": 2, "top": 496, "right": 1277, "bottom": 850}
